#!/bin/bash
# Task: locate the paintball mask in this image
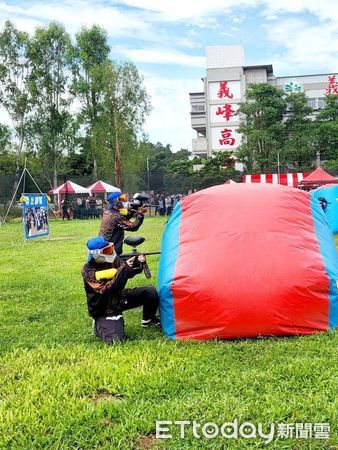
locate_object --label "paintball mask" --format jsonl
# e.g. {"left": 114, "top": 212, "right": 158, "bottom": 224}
{"left": 116, "top": 194, "right": 129, "bottom": 215}
{"left": 87, "top": 237, "right": 117, "bottom": 263}
{"left": 115, "top": 201, "right": 129, "bottom": 216}
{"left": 91, "top": 243, "right": 117, "bottom": 263}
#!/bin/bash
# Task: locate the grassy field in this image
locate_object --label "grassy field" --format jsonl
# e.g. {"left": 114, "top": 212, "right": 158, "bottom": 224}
{"left": 0, "top": 217, "right": 337, "bottom": 449}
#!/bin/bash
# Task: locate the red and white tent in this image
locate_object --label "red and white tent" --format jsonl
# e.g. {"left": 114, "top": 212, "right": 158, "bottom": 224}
{"left": 48, "top": 180, "right": 89, "bottom": 195}
{"left": 86, "top": 180, "right": 120, "bottom": 195}
{"left": 242, "top": 172, "right": 310, "bottom": 188}
{"left": 299, "top": 167, "right": 338, "bottom": 186}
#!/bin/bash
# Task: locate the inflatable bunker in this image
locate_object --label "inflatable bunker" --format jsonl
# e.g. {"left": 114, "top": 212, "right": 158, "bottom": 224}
{"left": 158, "top": 184, "right": 338, "bottom": 340}
{"left": 311, "top": 184, "right": 338, "bottom": 233}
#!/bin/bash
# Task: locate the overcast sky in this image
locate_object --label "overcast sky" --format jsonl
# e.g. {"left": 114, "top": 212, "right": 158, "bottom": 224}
{"left": 1, "top": 0, "right": 337, "bottom": 151}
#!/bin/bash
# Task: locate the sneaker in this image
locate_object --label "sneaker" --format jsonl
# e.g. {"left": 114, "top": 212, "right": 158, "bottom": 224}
{"left": 141, "top": 316, "right": 161, "bottom": 328}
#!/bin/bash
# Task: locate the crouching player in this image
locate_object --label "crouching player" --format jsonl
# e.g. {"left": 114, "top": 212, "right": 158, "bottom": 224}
{"left": 81, "top": 236, "right": 160, "bottom": 344}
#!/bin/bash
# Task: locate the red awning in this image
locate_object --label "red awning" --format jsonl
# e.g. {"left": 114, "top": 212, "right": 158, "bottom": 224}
{"left": 48, "top": 180, "right": 89, "bottom": 195}
{"left": 86, "top": 180, "right": 120, "bottom": 194}
{"left": 300, "top": 167, "right": 338, "bottom": 185}
{"left": 242, "top": 172, "right": 310, "bottom": 187}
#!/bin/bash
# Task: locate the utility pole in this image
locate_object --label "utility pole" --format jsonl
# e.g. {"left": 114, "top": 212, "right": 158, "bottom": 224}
{"left": 146, "top": 157, "right": 150, "bottom": 191}
{"left": 146, "top": 157, "right": 151, "bottom": 217}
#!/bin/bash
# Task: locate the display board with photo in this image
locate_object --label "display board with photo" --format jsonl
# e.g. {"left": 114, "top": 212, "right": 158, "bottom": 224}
{"left": 22, "top": 193, "right": 49, "bottom": 240}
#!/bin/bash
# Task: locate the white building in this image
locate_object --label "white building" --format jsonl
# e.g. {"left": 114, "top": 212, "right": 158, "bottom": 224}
{"left": 190, "top": 45, "right": 338, "bottom": 165}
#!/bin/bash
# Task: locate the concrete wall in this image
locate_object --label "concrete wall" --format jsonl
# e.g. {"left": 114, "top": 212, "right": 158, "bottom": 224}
{"left": 244, "top": 68, "right": 268, "bottom": 85}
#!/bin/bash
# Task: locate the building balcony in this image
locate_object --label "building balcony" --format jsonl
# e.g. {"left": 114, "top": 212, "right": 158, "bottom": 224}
{"left": 190, "top": 92, "right": 206, "bottom": 133}
{"left": 192, "top": 137, "right": 208, "bottom": 154}
{"left": 190, "top": 112, "right": 206, "bottom": 133}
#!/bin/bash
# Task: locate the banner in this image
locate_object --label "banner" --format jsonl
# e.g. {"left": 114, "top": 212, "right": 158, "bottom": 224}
{"left": 22, "top": 193, "right": 49, "bottom": 240}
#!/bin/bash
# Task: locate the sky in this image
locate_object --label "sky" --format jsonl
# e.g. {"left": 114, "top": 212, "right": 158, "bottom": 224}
{"left": 0, "top": 0, "right": 338, "bottom": 151}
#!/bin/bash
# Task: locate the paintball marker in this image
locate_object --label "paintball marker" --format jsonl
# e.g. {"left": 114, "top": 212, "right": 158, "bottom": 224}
{"left": 120, "top": 235, "right": 161, "bottom": 278}
{"left": 128, "top": 192, "right": 157, "bottom": 214}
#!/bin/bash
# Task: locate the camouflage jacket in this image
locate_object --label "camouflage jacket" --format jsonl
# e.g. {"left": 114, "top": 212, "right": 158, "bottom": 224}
{"left": 81, "top": 255, "right": 142, "bottom": 319}
{"left": 99, "top": 208, "right": 144, "bottom": 254}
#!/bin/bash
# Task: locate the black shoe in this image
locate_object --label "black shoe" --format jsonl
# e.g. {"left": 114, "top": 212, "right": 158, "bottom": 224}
{"left": 141, "top": 316, "right": 161, "bottom": 328}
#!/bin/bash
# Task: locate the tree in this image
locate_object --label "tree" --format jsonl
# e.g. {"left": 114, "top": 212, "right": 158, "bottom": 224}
{"left": 0, "top": 124, "right": 11, "bottom": 152}
{"left": 237, "top": 84, "right": 286, "bottom": 172}
{"left": 101, "top": 61, "right": 151, "bottom": 187}
{"left": 314, "top": 94, "right": 338, "bottom": 163}
{"left": 0, "top": 21, "right": 31, "bottom": 170}
{"left": 71, "top": 26, "right": 110, "bottom": 179}
{"left": 147, "top": 142, "right": 175, "bottom": 171}
{"left": 27, "top": 22, "right": 73, "bottom": 187}
{"left": 283, "top": 92, "right": 315, "bottom": 170}
{"left": 195, "top": 152, "right": 239, "bottom": 189}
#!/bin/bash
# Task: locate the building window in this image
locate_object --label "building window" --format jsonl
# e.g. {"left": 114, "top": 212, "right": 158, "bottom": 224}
{"left": 318, "top": 98, "right": 326, "bottom": 109}
{"left": 191, "top": 104, "right": 205, "bottom": 112}
{"left": 307, "top": 99, "right": 316, "bottom": 110}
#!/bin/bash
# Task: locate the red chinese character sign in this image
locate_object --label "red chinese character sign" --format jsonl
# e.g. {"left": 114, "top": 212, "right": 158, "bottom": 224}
{"left": 209, "top": 81, "right": 241, "bottom": 101}
{"left": 217, "top": 81, "right": 233, "bottom": 99}
{"left": 211, "top": 127, "right": 241, "bottom": 150}
{"left": 215, "top": 103, "right": 238, "bottom": 122}
{"left": 209, "top": 80, "right": 241, "bottom": 151}
{"left": 219, "top": 128, "right": 235, "bottom": 146}
{"left": 325, "top": 75, "right": 338, "bottom": 95}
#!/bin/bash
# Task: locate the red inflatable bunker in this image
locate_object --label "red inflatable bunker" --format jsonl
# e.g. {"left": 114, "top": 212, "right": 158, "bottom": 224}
{"left": 158, "top": 184, "right": 338, "bottom": 340}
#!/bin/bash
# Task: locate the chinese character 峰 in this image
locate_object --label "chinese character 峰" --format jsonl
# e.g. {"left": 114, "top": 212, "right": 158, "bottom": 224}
{"left": 216, "top": 104, "right": 236, "bottom": 121}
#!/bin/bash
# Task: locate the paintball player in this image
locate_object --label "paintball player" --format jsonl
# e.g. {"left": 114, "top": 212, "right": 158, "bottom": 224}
{"left": 81, "top": 236, "right": 160, "bottom": 344}
{"left": 318, "top": 196, "right": 328, "bottom": 211}
{"left": 99, "top": 192, "right": 145, "bottom": 255}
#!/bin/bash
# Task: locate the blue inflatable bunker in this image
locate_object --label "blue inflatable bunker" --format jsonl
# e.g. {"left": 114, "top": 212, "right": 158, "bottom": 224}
{"left": 312, "top": 184, "right": 338, "bottom": 233}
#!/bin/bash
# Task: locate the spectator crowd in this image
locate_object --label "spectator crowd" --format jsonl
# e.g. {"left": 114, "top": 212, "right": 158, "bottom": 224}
{"left": 152, "top": 194, "right": 185, "bottom": 216}
{"left": 59, "top": 192, "right": 186, "bottom": 220}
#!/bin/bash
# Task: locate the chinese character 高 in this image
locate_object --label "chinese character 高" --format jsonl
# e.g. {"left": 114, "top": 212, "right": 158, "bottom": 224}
{"left": 219, "top": 128, "right": 235, "bottom": 146}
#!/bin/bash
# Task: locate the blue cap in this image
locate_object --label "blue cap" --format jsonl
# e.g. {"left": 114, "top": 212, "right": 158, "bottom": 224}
{"left": 107, "top": 191, "right": 121, "bottom": 202}
{"left": 107, "top": 191, "right": 121, "bottom": 210}
{"left": 86, "top": 236, "right": 110, "bottom": 261}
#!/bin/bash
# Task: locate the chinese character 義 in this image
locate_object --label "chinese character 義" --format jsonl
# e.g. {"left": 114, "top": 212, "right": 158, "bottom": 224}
{"left": 325, "top": 75, "right": 338, "bottom": 95}
{"left": 217, "top": 81, "right": 234, "bottom": 99}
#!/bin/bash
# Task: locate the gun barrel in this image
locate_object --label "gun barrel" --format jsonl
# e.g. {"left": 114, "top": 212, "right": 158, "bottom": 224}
{"left": 120, "top": 251, "right": 161, "bottom": 259}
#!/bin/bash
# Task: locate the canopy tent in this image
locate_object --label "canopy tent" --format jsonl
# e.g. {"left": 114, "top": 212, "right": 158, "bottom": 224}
{"left": 86, "top": 180, "right": 120, "bottom": 195}
{"left": 242, "top": 172, "right": 310, "bottom": 188}
{"left": 224, "top": 179, "right": 237, "bottom": 184}
{"left": 299, "top": 167, "right": 338, "bottom": 186}
{"left": 48, "top": 181, "right": 89, "bottom": 216}
{"left": 48, "top": 180, "right": 89, "bottom": 195}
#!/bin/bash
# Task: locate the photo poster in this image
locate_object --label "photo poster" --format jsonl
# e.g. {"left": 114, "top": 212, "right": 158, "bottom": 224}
{"left": 22, "top": 193, "right": 49, "bottom": 240}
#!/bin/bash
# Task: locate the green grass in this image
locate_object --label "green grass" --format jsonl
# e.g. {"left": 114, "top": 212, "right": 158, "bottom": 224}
{"left": 0, "top": 218, "right": 337, "bottom": 449}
